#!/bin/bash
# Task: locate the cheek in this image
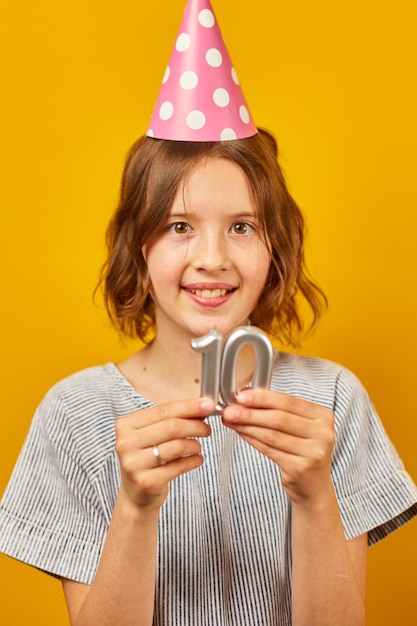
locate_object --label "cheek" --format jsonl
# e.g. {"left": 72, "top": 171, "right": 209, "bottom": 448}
{"left": 247, "top": 244, "right": 271, "bottom": 285}
{"left": 146, "top": 247, "right": 181, "bottom": 290}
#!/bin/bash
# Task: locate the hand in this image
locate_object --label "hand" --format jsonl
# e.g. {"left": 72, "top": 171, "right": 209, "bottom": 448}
{"left": 222, "top": 389, "right": 335, "bottom": 505}
{"left": 115, "top": 397, "right": 215, "bottom": 510}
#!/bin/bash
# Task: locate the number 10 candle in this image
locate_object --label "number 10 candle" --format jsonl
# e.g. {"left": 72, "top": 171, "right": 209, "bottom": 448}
{"left": 191, "top": 326, "right": 273, "bottom": 410}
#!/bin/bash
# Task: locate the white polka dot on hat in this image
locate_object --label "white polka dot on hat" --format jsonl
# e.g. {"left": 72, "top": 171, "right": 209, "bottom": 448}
{"left": 147, "top": 0, "right": 257, "bottom": 142}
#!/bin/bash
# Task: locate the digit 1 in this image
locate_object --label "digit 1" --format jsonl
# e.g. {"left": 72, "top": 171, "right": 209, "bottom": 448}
{"left": 220, "top": 326, "right": 273, "bottom": 406}
{"left": 190, "top": 329, "right": 222, "bottom": 402}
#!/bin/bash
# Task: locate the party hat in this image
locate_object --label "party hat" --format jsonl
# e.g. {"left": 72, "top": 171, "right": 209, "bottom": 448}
{"left": 147, "top": 0, "right": 257, "bottom": 142}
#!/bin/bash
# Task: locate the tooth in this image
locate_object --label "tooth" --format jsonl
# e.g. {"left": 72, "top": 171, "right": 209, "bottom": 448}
{"left": 190, "top": 288, "right": 230, "bottom": 298}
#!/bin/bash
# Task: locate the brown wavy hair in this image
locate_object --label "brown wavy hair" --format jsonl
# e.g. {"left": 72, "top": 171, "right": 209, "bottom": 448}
{"left": 99, "top": 129, "right": 327, "bottom": 346}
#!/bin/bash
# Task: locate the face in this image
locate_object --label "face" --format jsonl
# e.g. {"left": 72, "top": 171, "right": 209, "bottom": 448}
{"left": 143, "top": 158, "right": 271, "bottom": 343}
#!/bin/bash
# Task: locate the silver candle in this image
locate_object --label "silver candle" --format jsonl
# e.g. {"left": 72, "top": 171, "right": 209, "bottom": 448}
{"left": 191, "top": 326, "right": 273, "bottom": 409}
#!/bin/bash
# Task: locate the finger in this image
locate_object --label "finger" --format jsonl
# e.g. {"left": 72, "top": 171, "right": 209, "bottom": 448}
{"left": 139, "top": 453, "right": 205, "bottom": 494}
{"left": 239, "top": 429, "right": 306, "bottom": 459}
{"left": 124, "top": 454, "right": 205, "bottom": 506}
{"left": 140, "top": 417, "right": 212, "bottom": 450}
{"left": 120, "top": 396, "right": 216, "bottom": 429}
{"left": 228, "top": 423, "right": 316, "bottom": 455}
{"left": 227, "top": 413, "right": 335, "bottom": 463}
{"left": 223, "top": 404, "right": 320, "bottom": 438}
{"left": 150, "top": 438, "right": 203, "bottom": 467}
{"left": 235, "top": 388, "right": 331, "bottom": 420}
{"left": 116, "top": 417, "right": 211, "bottom": 459}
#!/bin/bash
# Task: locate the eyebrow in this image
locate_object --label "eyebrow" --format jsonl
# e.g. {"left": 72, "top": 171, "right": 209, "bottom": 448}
{"left": 168, "top": 211, "right": 258, "bottom": 219}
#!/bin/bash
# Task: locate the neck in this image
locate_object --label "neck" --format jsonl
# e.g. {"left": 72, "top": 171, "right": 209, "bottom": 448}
{"left": 148, "top": 333, "right": 203, "bottom": 385}
{"left": 118, "top": 329, "right": 257, "bottom": 404}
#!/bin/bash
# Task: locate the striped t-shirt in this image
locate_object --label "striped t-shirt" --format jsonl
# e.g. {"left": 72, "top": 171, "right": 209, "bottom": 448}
{"left": 1, "top": 351, "right": 417, "bottom": 625}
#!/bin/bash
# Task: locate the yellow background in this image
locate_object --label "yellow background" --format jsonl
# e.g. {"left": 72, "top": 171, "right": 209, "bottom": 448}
{"left": 1, "top": 0, "right": 416, "bottom": 623}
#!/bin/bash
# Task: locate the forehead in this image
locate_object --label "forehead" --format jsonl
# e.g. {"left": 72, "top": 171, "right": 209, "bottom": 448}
{"left": 171, "top": 157, "right": 256, "bottom": 215}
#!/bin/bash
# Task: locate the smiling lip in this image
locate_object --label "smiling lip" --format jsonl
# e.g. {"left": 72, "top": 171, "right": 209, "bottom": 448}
{"left": 182, "top": 283, "right": 236, "bottom": 307}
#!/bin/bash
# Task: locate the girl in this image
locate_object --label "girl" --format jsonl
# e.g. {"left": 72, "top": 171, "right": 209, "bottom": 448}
{"left": 1, "top": 129, "right": 416, "bottom": 626}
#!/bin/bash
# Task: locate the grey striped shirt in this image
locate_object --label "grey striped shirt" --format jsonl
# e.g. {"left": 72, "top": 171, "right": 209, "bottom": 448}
{"left": 1, "top": 351, "right": 417, "bottom": 625}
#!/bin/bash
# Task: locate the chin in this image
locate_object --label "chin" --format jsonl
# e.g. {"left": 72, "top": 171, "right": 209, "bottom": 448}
{"left": 189, "top": 317, "right": 249, "bottom": 340}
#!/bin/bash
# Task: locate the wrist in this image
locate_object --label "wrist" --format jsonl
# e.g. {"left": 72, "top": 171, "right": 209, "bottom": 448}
{"left": 116, "top": 486, "right": 162, "bottom": 525}
{"left": 289, "top": 478, "right": 337, "bottom": 513}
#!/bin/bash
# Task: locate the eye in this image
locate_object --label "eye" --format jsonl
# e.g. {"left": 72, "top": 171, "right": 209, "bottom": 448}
{"left": 168, "top": 221, "right": 191, "bottom": 235}
{"left": 231, "top": 222, "right": 254, "bottom": 235}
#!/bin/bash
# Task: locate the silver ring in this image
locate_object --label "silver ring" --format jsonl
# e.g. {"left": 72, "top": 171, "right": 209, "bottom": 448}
{"left": 152, "top": 445, "right": 166, "bottom": 466}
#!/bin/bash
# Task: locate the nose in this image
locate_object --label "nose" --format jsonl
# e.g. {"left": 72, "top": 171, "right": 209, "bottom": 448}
{"left": 191, "top": 229, "right": 231, "bottom": 273}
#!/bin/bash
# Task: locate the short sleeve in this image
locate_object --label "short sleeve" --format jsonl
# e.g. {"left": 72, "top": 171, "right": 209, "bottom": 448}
{"left": 331, "top": 367, "right": 417, "bottom": 545}
{"left": 0, "top": 390, "right": 110, "bottom": 583}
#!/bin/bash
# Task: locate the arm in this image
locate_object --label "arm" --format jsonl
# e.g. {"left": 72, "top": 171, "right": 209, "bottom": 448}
{"left": 291, "top": 486, "right": 367, "bottom": 625}
{"left": 222, "top": 389, "right": 367, "bottom": 626}
{"left": 62, "top": 498, "right": 160, "bottom": 626}
{"left": 62, "top": 396, "right": 215, "bottom": 626}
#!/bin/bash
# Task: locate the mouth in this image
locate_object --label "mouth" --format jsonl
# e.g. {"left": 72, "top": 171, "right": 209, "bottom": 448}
{"left": 182, "top": 284, "right": 237, "bottom": 305}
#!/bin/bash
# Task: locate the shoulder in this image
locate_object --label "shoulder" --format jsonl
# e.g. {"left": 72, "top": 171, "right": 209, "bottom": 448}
{"left": 272, "top": 351, "right": 365, "bottom": 411}
{"left": 33, "top": 363, "right": 150, "bottom": 471}
{"left": 43, "top": 362, "right": 137, "bottom": 411}
{"left": 45, "top": 362, "right": 126, "bottom": 394}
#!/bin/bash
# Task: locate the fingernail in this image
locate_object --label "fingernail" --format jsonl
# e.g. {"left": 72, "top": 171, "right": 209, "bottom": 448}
{"left": 224, "top": 406, "right": 240, "bottom": 421}
{"left": 236, "top": 391, "right": 250, "bottom": 404}
{"left": 200, "top": 398, "right": 215, "bottom": 411}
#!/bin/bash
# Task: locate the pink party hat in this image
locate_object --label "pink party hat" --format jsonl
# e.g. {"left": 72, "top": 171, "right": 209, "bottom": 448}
{"left": 147, "top": 0, "right": 257, "bottom": 142}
